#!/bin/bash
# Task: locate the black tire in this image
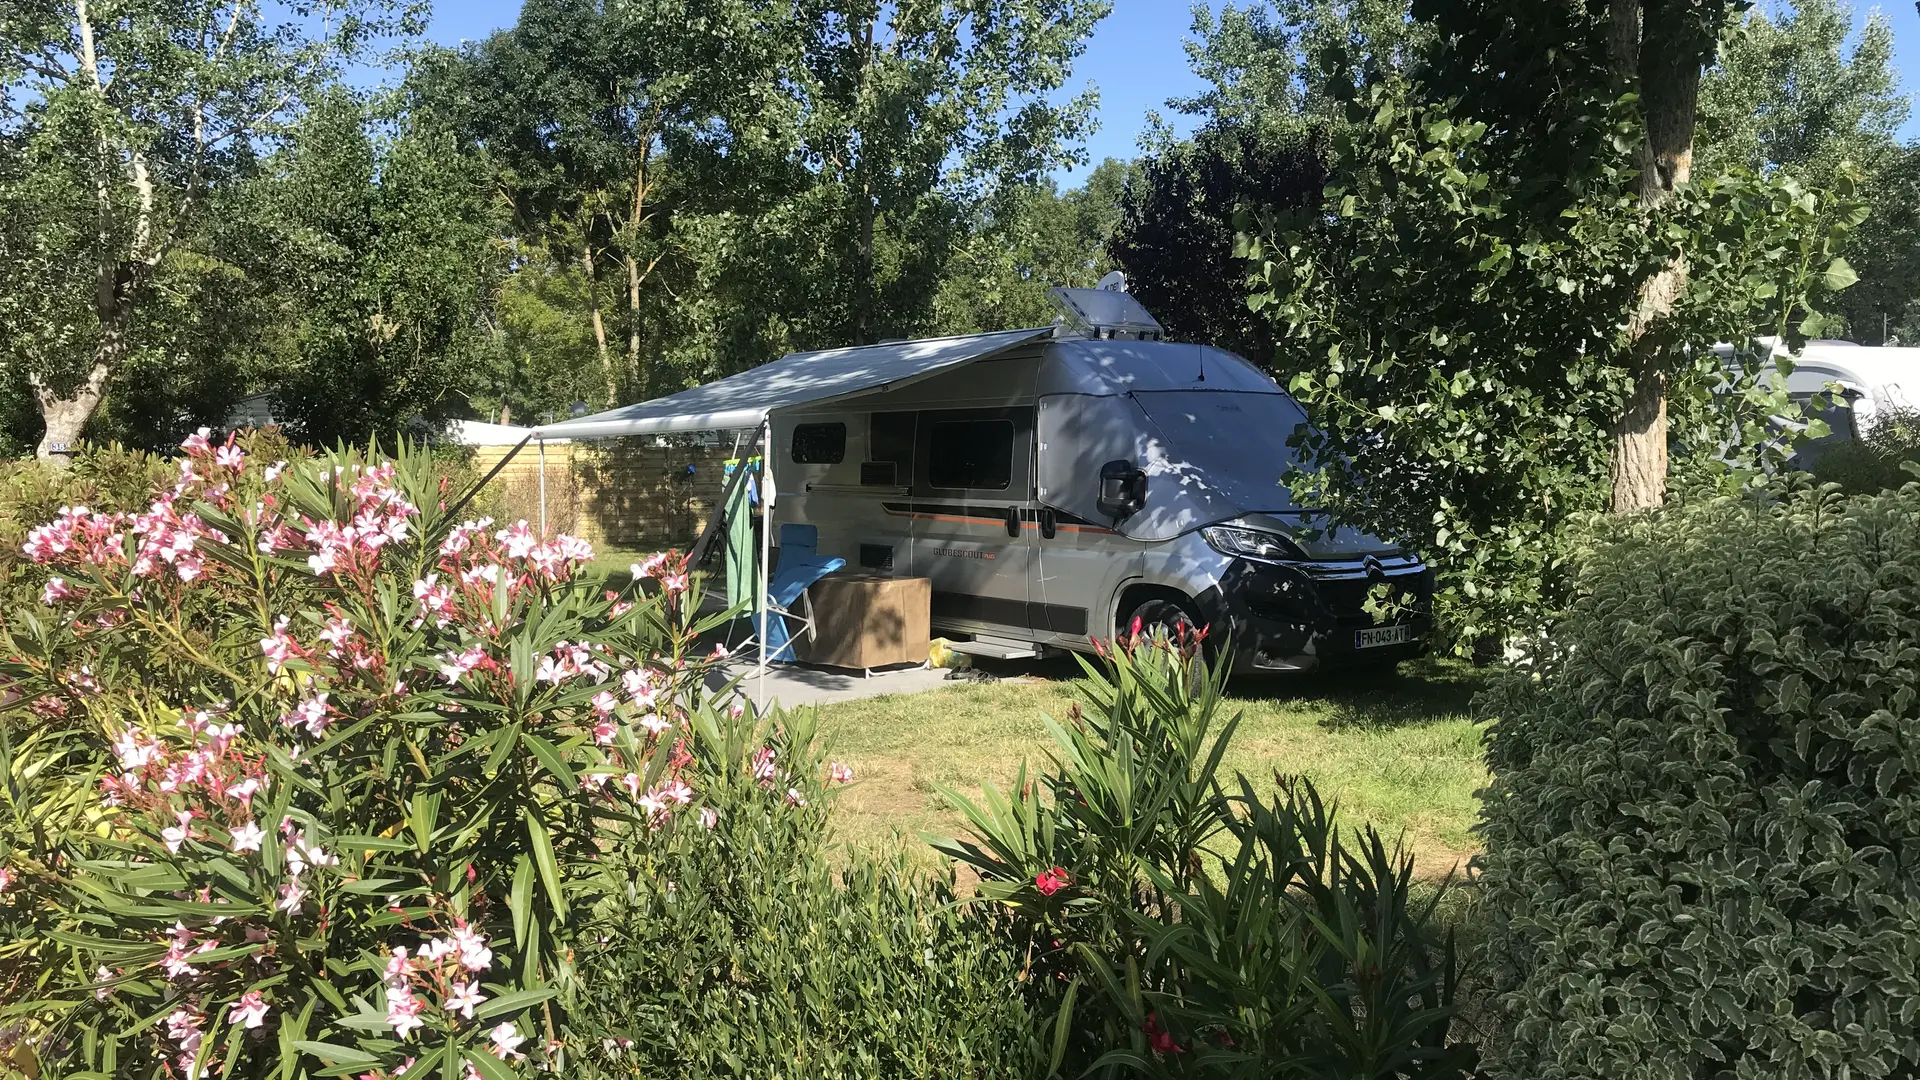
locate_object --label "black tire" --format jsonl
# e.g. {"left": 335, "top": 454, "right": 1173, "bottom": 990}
{"left": 1123, "top": 596, "right": 1204, "bottom": 649}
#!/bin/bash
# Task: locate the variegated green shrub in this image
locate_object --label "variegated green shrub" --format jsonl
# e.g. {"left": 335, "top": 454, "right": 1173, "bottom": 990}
{"left": 1478, "top": 483, "right": 1920, "bottom": 1079}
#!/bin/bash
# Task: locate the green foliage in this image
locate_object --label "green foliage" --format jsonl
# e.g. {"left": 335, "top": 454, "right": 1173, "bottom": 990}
{"left": 0, "top": 437, "right": 736, "bottom": 1078}
{"left": 1810, "top": 407, "right": 1920, "bottom": 494}
{"left": 249, "top": 94, "right": 508, "bottom": 447}
{"left": 567, "top": 705, "right": 1035, "bottom": 1078}
{"left": 1242, "top": 63, "right": 1866, "bottom": 645}
{"left": 1476, "top": 482, "right": 1920, "bottom": 1079}
{"left": 935, "top": 159, "right": 1130, "bottom": 334}
{"left": 1110, "top": 126, "right": 1321, "bottom": 363}
{"left": 1694, "top": 0, "right": 1920, "bottom": 345}
{"left": 0, "top": 0, "right": 427, "bottom": 454}
{"left": 934, "top": 635, "right": 1471, "bottom": 1078}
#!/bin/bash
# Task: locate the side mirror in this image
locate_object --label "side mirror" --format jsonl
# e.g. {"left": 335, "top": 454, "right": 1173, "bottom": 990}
{"left": 1097, "top": 459, "right": 1147, "bottom": 519}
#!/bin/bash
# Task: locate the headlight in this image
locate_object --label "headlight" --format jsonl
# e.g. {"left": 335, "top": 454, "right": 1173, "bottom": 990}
{"left": 1201, "top": 525, "right": 1309, "bottom": 563}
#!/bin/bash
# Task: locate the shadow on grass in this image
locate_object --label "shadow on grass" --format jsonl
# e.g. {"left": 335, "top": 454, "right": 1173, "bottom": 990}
{"left": 1237, "top": 658, "right": 1489, "bottom": 731}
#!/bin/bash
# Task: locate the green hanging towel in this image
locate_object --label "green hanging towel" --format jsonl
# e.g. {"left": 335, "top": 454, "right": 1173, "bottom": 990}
{"left": 723, "top": 464, "right": 757, "bottom": 613}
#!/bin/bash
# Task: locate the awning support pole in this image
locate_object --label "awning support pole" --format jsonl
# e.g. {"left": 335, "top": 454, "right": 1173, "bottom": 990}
{"left": 537, "top": 437, "right": 548, "bottom": 534}
{"left": 688, "top": 425, "right": 763, "bottom": 571}
{"left": 756, "top": 417, "right": 773, "bottom": 715}
{"left": 444, "top": 432, "right": 533, "bottom": 523}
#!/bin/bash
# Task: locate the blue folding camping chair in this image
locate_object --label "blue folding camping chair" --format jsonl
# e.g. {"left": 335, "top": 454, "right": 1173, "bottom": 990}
{"left": 747, "top": 524, "right": 845, "bottom": 662}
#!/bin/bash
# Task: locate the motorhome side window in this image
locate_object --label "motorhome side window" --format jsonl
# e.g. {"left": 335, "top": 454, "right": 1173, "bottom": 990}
{"left": 864, "top": 412, "right": 916, "bottom": 486}
{"left": 928, "top": 419, "right": 1014, "bottom": 490}
{"left": 790, "top": 422, "right": 846, "bottom": 464}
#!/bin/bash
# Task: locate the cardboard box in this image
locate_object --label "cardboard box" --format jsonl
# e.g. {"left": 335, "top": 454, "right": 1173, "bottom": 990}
{"left": 791, "top": 574, "right": 931, "bottom": 670}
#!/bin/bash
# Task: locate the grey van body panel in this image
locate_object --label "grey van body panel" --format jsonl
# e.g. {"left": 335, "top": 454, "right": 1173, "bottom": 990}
{"left": 767, "top": 338, "right": 1431, "bottom": 670}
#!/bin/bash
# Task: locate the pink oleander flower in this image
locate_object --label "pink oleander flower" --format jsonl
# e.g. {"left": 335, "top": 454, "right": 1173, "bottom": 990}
{"left": 751, "top": 747, "right": 777, "bottom": 784}
{"left": 622, "top": 667, "right": 659, "bottom": 708}
{"left": 440, "top": 644, "right": 488, "bottom": 685}
{"left": 213, "top": 443, "right": 244, "bottom": 470}
{"left": 385, "top": 947, "right": 413, "bottom": 988}
{"left": 260, "top": 615, "right": 297, "bottom": 673}
{"left": 488, "top": 1023, "right": 527, "bottom": 1061}
{"left": 412, "top": 574, "right": 456, "bottom": 626}
{"left": 786, "top": 787, "right": 807, "bottom": 807}
{"left": 284, "top": 693, "right": 331, "bottom": 738}
{"left": 93, "top": 965, "right": 114, "bottom": 1000}
{"left": 264, "top": 460, "right": 288, "bottom": 483}
{"left": 591, "top": 690, "right": 619, "bottom": 716}
{"left": 277, "top": 879, "right": 307, "bottom": 915}
{"left": 386, "top": 987, "right": 425, "bottom": 1040}
{"left": 285, "top": 834, "right": 337, "bottom": 876}
{"left": 1034, "top": 866, "right": 1072, "bottom": 897}
{"left": 228, "top": 990, "right": 270, "bottom": 1029}
{"left": 230, "top": 821, "right": 264, "bottom": 853}
{"left": 162, "top": 810, "right": 196, "bottom": 854}
{"left": 495, "top": 520, "right": 538, "bottom": 559}
{"left": 630, "top": 553, "right": 668, "bottom": 579}
{"left": 829, "top": 761, "right": 854, "bottom": 784}
{"left": 700, "top": 807, "right": 719, "bottom": 829}
{"left": 181, "top": 427, "right": 213, "bottom": 455}
{"left": 452, "top": 924, "right": 492, "bottom": 972}
{"left": 228, "top": 775, "right": 264, "bottom": 806}
{"left": 41, "top": 577, "right": 75, "bottom": 605}
{"left": 319, "top": 616, "right": 355, "bottom": 655}
{"left": 445, "top": 980, "right": 486, "bottom": 1020}
{"left": 638, "top": 711, "right": 672, "bottom": 736}
{"left": 0, "top": 867, "right": 13, "bottom": 892}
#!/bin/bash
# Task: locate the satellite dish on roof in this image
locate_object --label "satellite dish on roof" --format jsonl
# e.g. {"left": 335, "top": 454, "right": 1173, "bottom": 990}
{"left": 1098, "top": 270, "right": 1127, "bottom": 292}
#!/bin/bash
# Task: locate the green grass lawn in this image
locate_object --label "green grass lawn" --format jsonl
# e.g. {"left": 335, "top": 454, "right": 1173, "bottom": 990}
{"left": 812, "top": 658, "right": 1492, "bottom": 877}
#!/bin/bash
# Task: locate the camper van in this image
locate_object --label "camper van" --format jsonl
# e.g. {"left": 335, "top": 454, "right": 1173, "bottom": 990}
{"left": 769, "top": 291, "right": 1432, "bottom": 672}
{"left": 533, "top": 286, "right": 1434, "bottom": 673}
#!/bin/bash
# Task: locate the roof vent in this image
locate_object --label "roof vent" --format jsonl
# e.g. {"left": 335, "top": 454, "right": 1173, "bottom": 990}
{"left": 1049, "top": 276, "right": 1165, "bottom": 342}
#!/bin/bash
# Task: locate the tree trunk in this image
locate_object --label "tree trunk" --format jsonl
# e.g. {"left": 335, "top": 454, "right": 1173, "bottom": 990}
{"left": 1606, "top": 0, "right": 1706, "bottom": 515}
{"left": 850, "top": 15, "right": 878, "bottom": 346}
{"left": 581, "top": 247, "right": 616, "bottom": 406}
{"left": 626, "top": 253, "right": 643, "bottom": 392}
{"left": 33, "top": 348, "right": 113, "bottom": 466}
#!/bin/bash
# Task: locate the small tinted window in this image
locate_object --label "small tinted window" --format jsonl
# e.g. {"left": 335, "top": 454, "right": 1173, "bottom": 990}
{"left": 790, "top": 422, "right": 846, "bottom": 464}
{"left": 928, "top": 419, "right": 1014, "bottom": 490}
{"left": 870, "top": 412, "right": 916, "bottom": 466}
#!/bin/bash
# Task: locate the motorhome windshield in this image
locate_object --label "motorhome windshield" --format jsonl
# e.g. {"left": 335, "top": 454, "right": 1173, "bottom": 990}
{"left": 1133, "top": 390, "right": 1308, "bottom": 514}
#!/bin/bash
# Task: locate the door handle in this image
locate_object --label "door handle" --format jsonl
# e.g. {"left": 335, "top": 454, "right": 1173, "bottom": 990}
{"left": 1005, "top": 505, "right": 1020, "bottom": 538}
{"left": 1039, "top": 507, "right": 1057, "bottom": 539}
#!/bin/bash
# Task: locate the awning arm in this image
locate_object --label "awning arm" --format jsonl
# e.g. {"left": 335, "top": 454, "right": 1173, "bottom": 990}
{"left": 443, "top": 432, "right": 534, "bottom": 523}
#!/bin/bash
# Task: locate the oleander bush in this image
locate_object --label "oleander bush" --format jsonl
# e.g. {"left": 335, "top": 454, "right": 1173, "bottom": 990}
{"left": 1476, "top": 483, "right": 1920, "bottom": 1079}
{"left": 935, "top": 634, "right": 1475, "bottom": 1079}
{"left": 0, "top": 432, "right": 785, "bottom": 1078}
{"left": 565, "top": 706, "right": 1037, "bottom": 1079}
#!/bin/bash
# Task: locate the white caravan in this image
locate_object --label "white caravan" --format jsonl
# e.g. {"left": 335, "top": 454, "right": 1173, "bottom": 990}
{"left": 532, "top": 287, "right": 1433, "bottom": 673}
{"left": 1717, "top": 338, "right": 1920, "bottom": 460}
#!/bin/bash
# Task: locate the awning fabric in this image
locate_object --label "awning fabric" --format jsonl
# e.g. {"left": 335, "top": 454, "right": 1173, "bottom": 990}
{"left": 529, "top": 327, "right": 1052, "bottom": 439}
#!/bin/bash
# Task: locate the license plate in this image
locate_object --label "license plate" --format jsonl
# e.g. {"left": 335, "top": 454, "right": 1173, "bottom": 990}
{"left": 1354, "top": 624, "right": 1413, "bottom": 650}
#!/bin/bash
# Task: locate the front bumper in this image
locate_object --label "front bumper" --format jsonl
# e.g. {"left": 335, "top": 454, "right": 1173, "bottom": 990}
{"left": 1193, "top": 556, "right": 1435, "bottom": 673}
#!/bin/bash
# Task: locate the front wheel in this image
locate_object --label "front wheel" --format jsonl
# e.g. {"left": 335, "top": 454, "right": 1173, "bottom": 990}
{"left": 1123, "top": 596, "right": 1205, "bottom": 650}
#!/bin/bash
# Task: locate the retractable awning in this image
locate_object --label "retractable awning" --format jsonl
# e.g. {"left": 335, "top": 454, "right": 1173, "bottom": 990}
{"left": 528, "top": 327, "right": 1052, "bottom": 440}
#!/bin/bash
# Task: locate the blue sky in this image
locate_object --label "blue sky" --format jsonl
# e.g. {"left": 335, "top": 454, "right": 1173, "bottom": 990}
{"left": 400, "top": 1, "right": 1920, "bottom": 182}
